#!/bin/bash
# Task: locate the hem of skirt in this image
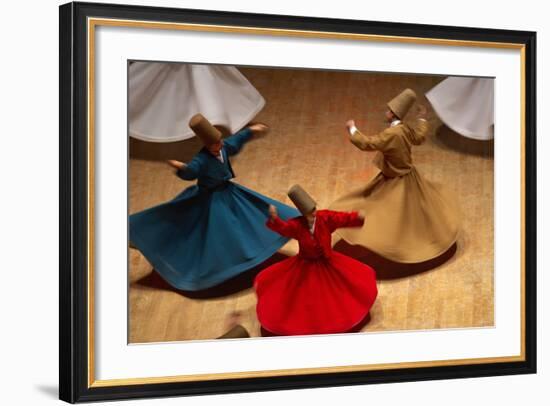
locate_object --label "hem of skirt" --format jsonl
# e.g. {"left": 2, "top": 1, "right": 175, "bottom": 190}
{"left": 130, "top": 234, "right": 290, "bottom": 291}
{"left": 426, "top": 94, "right": 493, "bottom": 140}
{"left": 231, "top": 96, "right": 266, "bottom": 133}
{"left": 334, "top": 230, "right": 460, "bottom": 264}
{"left": 129, "top": 128, "right": 197, "bottom": 143}
{"left": 129, "top": 98, "right": 266, "bottom": 143}
{"left": 256, "top": 308, "right": 373, "bottom": 337}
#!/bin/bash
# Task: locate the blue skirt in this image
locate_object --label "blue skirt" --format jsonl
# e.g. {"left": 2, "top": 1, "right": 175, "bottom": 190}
{"left": 130, "top": 181, "right": 299, "bottom": 291}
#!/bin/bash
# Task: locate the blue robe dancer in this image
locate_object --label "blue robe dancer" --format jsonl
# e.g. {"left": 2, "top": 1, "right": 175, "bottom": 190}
{"left": 130, "top": 114, "right": 298, "bottom": 291}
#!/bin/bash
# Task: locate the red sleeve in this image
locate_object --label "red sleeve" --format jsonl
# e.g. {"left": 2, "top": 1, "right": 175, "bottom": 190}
{"left": 323, "top": 210, "right": 364, "bottom": 231}
{"left": 266, "top": 216, "right": 299, "bottom": 239}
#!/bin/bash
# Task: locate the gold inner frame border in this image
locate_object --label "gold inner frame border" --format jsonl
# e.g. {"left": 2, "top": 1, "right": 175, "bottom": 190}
{"left": 86, "top": 17, "right": 527, "bottom": 388}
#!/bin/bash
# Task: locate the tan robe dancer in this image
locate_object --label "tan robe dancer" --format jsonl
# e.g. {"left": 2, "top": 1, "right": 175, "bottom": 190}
{"left": 330, "top": 89, "right": 459, "bottom": 263}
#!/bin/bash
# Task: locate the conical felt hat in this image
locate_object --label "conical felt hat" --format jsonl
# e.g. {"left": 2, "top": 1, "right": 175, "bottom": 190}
{"left": 387, "top": 88, "right": 417, "bottom": 119}
{"left": 189, "top": 113, "right": 222, "bottom": 146}
{"left": 288, "top": 184, "right": 316, "bottom": 215}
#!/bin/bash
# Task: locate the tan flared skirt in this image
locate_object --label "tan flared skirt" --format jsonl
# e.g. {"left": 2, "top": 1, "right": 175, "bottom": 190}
{"left": 330, "top": 168, "right": 459, "bottom": 263}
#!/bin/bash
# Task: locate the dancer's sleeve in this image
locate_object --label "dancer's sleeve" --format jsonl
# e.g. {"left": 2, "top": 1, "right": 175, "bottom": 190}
{"left": 176, "top": 156, "right": 204, "bottom": 180}
{"left": 350, "top": 128, "right": 394, "bottom": 152}
{"left": 410, "top": 118, "right": 429, "bottom": 145}
{"left": 324, "top": 210, "right": 364, "bottom": 231}
{"left": 224, "top": 127, "right": 253, "bottom": 156}
{"left": 266, "top": 216, "right": 298, "bottom": 239}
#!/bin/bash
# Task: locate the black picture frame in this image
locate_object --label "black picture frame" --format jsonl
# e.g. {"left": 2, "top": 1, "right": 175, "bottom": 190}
{"left": 59, "top": 1, "right": 537, "bottom": 403}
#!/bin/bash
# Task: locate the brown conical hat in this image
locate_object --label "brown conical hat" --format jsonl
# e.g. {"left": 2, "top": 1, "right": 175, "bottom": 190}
{"left": 288, "top": 184, "right": 316, "bottom": 215}
{"left": 217, "top": 325, "right": 250, "bottom": 339}
{"left": 387, "top": 88, "right": 417, "bottom": 119}
{"left": 189, "top": 113, "right": 222, "bottom": 146}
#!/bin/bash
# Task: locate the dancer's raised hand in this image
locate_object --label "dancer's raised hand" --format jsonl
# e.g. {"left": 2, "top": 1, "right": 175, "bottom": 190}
{"left": 268, "top": 204, "right": 278, "bottom": 220}
{"left": 416, "top": 104, "right": 428, "bottom": 119}
{"left": 167, "top": 160, "right": 187, "bottom": 170}
{"left": 249, "top": 123, "right": 269, "bottom": 136}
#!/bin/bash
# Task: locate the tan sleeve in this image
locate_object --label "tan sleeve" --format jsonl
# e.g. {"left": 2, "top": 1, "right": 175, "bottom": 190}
{"left": 411, "top": 119, "right": 429, "bottom": 144}
{"left": 350, "top": 128, "right": 395, "bottom": 152}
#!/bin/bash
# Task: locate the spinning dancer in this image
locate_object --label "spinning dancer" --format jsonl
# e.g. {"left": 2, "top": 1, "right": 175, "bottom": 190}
{"left": 426, "top": 77, "right": 494, "bottom": 140}
{"left": 254, "top": 185, "right": 378, "bottom": 336}
{"left": 331, "top": 88, "right": 459, "bottom": 264}
{"left": 129, "top": 62, "right": 265, "bottom": 142}
{"left": 130, "top": 114, "right": 298, "bottom": 291}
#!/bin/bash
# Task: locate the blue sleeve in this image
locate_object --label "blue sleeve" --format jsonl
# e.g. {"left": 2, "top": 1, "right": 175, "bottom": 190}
{"left": 176, "top": 156, "right": 203, "bottom": 181}
{"left": 223, "top": 128, "right": 253, "bottom": 156}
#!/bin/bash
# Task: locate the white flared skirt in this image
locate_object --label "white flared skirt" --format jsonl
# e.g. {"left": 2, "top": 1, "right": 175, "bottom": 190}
{"left": 426, "top": 77, "right": 494, "bottom": 140}
{"left": 129, "top": 62, "right": 265, "bottom": 142}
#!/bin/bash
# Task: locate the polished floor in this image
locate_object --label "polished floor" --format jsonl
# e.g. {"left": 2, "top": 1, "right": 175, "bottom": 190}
{"left": 128, "top": 67, "right": 494, "bottom": 343}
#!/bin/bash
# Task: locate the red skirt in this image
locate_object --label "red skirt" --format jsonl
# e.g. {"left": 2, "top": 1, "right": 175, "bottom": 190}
{"left": 254, "top": 252, "right": 377, "bottom": 336}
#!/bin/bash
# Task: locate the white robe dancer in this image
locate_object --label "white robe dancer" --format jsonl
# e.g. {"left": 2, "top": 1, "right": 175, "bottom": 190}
{"left": 129, "top": 62, "right": 266, "bottom": 142}
{"left": 426, "top": 77, "right": 494, "bottom": 140}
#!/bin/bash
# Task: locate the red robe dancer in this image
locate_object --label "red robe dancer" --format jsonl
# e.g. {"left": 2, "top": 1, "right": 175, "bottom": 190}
{"left": 254, "top": 209, "right": 378, "bottom": 336}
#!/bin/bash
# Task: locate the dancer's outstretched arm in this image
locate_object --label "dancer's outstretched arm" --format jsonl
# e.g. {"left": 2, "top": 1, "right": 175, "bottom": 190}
{"left": 345, "top": 119, "right": 394, "bottom": 152}
{"left": 168, "top": 158, "right": 203, "bottom": 180}
{"left": 409, "top": 105, "right": 429, "bottom": 145}
{"left": 224, "top": 123, "right": 270, "bottom": 156}
{"left": 324, "top": 210, "right": 365, "bottom": 232}
{"left": 266, "top": 204, "right": 299, "bottom": 239}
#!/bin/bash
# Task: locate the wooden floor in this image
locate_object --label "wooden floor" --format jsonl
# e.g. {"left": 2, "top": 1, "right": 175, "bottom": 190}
{"left": 128, "top": 67, "right": 494, "bottom": 343}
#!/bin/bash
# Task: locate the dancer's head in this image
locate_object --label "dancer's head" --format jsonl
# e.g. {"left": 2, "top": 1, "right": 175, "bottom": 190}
{"left": 304, "top": 209, "right": 317, "bottom": 228}
{"left": 387, "top": 88, "right": 417, "bottom": 121}
{"left": 206, "top": 140, "right": 223, "bottom": 155}
{"left": 288, "top": 184, "right": 317, "bottom": 226}
{"left": 385, "top": 109, "right": 399, "bottom": 123}
{"left": 189, "top": 113, "right": 223, "bottom": 155}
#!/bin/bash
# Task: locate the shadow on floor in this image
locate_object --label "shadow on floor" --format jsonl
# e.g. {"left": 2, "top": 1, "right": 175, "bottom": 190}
{"left": 333, "top": 240, "right": 457, "bottom": 280}
{"left": 135, "top": 252, "right": 288, "bottom": 299}
{"left": 129, "top": 125, "right": 231, "bottom": 162}
{"left": 260, "top": 313, "right": 372, "bottom": 337}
